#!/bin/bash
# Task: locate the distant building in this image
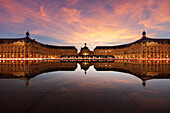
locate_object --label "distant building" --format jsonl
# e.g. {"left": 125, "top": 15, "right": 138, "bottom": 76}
{"left": 0, "top": 31, "right": 77, "bottom": 58}
{"left": 94, "top": 31, "right": 170, "bottom": 59}
{"left": 0, "top": 31, "right": 169, "bottom": 59}
{"left": 79, "top": 43, "right": 93, "bottom": 56}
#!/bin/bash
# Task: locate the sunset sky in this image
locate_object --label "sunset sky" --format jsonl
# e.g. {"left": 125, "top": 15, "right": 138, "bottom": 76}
{"left": 0, "top": 0, "right": 170, "bottom": 50}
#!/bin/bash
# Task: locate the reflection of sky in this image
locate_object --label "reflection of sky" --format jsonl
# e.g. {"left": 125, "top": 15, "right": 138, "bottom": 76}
{"left": 0, "top": 65, "right": 170, "bottom": 112}
{"left": 0, "top": 0, "right": 170, "bottom": 50}
{"left": 0, "top": 64, "right": 169, "bottom": 92}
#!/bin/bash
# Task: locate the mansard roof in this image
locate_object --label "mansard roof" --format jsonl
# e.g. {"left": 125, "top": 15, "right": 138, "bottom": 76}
{"left": 0, "top": 37, "right": 31, "bottom": 43}
{"left": 82, "top": 46, "right": 89, "bottom": 50}
{"left": 80, "top": 43, "right": 90, "bottom": 51}
{"left": 95, "top": 37, "right": 170, "bottom": 49}
{"left": 0, "top": 37, "right": 76, "bottom": 49}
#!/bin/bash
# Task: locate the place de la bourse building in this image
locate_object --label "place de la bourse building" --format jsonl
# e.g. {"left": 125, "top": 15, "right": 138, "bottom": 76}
{"left": 0, "top": 31, "right": 169, "bottom": 59}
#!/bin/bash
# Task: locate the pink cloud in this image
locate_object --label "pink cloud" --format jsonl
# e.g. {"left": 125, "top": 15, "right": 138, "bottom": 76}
{"left": 40, "top": 5, "right": 47, "bottom": 17}
{"left": 0, "top": 0, "right": 169, "bottom": 49}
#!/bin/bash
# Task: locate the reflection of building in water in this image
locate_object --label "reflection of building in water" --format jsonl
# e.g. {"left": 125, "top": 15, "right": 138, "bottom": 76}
{"left": 0, "top": 60, "right": 169, "bottom": 87}
{"left": 0, "top": 60, "right": 77, "bottom": 86}
{"left": 0, "top": 31, "right": 77, "bottom": 58}
{"left": 93, "top": 60, "right": 170, "bottom": 86}
{"left": 79, "top": 61, "right": 94, "bottom": 74}
{"left": 94, "top": 31, "right": 170, "bottom": 59}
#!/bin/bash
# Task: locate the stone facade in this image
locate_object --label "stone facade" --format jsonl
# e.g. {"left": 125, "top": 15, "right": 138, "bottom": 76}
{"left": 94, "top": 31, "right": 170, "bottom": 59}
{"left": 79, "top": 43, "right": 93, "bottom": 56}
{"left": 0, "top": 31, "right": 169, "bottom": 59}
{"left": 0, "top": 31, "right": 77, "bottom": 59}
